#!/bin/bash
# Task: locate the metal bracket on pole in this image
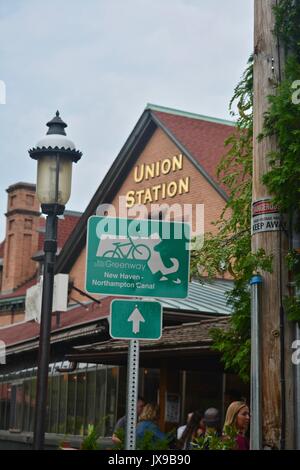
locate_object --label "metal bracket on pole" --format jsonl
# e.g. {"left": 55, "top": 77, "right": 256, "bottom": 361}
{"left": 250, "top": 274, "right": 263, "bottom": 450}
{"left": 125, "top": 339, "right": 140, "bottom": 450}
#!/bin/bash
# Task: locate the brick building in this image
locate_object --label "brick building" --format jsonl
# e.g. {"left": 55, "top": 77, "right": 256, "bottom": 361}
{"left": 0, "top": 105, "right": 248, "bottom": 448}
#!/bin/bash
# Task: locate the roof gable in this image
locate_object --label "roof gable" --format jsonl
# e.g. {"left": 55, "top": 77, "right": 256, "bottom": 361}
{"left": 55, "top": 105, "right": 235, "bottom": 274}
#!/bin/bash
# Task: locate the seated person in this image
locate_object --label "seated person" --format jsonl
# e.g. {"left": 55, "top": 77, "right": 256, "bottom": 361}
{"left": 136, "top": 403, "right": 166, "bottom": 445}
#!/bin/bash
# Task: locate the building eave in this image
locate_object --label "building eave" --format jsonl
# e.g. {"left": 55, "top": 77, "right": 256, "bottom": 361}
{"left": 4, "top": 317, "right": 108, "bottom": 356}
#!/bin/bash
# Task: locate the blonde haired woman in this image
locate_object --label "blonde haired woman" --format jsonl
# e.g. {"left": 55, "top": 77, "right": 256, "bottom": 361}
{"left": 136, "top": 403, "right": 166, "bottom": 444}
{"left": 223, "top": 401, "right": 250, "bottom": 450}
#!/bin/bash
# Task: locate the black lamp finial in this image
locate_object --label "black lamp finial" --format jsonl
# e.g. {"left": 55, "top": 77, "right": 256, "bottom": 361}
{"left": 46, "top": 111, "right": 67, "bottom": 136}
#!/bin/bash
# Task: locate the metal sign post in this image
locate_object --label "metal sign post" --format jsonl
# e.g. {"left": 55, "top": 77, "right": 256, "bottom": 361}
{"left": 250, "top": 275, "right": 262, "bottom": 450}
{"left": 110, "top": 299, "right": 162, "bottom": 450}
{"left": 86, "top": 217, "right": 191, "bottom": 450}
{"left": 125, "top": 339, "right": 140, "bottom": 450}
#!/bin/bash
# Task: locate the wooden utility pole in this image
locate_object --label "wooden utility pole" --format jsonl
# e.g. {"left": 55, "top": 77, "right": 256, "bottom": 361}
{"left": 253, "top": 0, "right": 294, "bottom": 449}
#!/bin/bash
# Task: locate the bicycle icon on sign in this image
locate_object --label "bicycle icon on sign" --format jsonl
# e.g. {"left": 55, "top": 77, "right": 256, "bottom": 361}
{"left": 103, "top": 236, "right": 151, "bottom": 261}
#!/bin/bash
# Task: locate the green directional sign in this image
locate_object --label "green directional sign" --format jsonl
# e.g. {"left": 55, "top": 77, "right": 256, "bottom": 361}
{"left": 110, "top": 300, "right": 162, "bottom": 340}
{"left": 85, "top": 216, "right": 190, "bottom": 298}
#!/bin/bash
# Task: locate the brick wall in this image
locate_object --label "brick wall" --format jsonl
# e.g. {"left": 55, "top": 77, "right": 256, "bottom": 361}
{"left": 112, "top": 128, "right": 226, "bottom": 234}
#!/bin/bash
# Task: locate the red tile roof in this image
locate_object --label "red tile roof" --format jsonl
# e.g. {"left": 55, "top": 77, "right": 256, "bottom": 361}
{"left": 57, "top": 213, "right": 82, "bottom": 248}
{"left": 152, "top": 110, "right": 235, "bottom": 194}
{"left": 0, "top": 297, "right": 112, "bottom": 347}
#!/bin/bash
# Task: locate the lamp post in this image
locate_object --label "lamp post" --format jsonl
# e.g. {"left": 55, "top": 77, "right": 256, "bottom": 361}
{"left": 29, "top": 111, "right": 82, "bottom": 450}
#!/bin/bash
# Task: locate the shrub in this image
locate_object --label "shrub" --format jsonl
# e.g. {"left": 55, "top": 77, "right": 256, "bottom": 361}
{"left": 192, "top": 426, "right": 237, "bottom": 450}
{"left": 80, "top": 424, "right": 101, "bottom": 450}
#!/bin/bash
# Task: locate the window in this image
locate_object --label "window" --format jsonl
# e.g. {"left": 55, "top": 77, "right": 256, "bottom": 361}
{"left": 29, "top": 378, "right": 36, "bottom": 432}
{"left": 66, "top": 374, "right": 76, "bottom": 434}
{"left": 49, "top": 375, "right": 59, "bottom": 433}
{"left": 75, "top": 372, "right": 86, "bottom": 435}
{"left": 9, "top": 383, "right": 23, "bottom": 431}
{"left": 22, "top": 380, "right": 31, "bottom": 432}
{"left": 105, "top": 367, "right": 118, "bottom": 436}
{"left": 0, "top": 381, "right": 9, "bottom": 430}
{"left": 24, "top": 219, "right": 32, "bottom": 230}
{"left": 10, "top": 195, "right": 16, "bottom": 208}
{"left": 0, "top": 364, "right": 119, "bottom": 437}
{"left": 26, "top": 194, "right": 34, "bottom": 207}
{"left": 95, "top": 367, "right": 107, "bottom": 436}
{"left": 58, "top": 374, "right": 68, "bottom": 434}
{"left": 85, "top": 369, "right": 96, "bottom": 434}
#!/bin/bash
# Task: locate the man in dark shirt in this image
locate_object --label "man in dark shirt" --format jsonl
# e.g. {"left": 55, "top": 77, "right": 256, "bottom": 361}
{"left": 203, "top": 407, "right": 221, "bottom": 436}
{"left": 112, "top": 396, "right": 145, "bottom": 445}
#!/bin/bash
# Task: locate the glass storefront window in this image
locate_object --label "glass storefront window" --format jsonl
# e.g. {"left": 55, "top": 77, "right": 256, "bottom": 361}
{"left": 5, "top": 383, "right": 11, "bottom": 430}
{"left": 9, "top": 383, "right": 23, "bottom": 431}
{"left": 85, "top": 369, "right": 96, "bottom": 434}
{"left": 0, "top": 363, "right": 119, "bottom": 437}
{"left": 58, "top": 374, "right": 68, "bottom": 434}
{"left": 29, "top": 378, "right": 36, "bottom": 432}
{"left": 75, "top": 372, "right": 86, "bottom": 436}
{"left": 49, "top": 375, "right": 60, "bottom": 433}
{"left": 95, "top": 367, "right": 106, "bottom": 437}
{"left": 15, "top": 384, "right": 24, "bottom": 431}
{"left": 0, "top": 382, "right": 4, "bottom": 429}
{"left": 22, "top": 380, "right": 31, "bottom": 432}
{"left": 66, "top": 373, "right": 76, "bottom": 434}
{"left": 0, "top": 382, "right": 10, "bottom": 430}
{"left": 105, "top": 367, "right": 118, "bottom": 437}
{"left": 115, "top": 366, "right": 126, "bottom": 420}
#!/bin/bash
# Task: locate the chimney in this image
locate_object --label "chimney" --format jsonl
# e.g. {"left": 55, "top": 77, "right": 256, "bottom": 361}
{"left": 1, "top": 182, "right": 40, "bottom": 293}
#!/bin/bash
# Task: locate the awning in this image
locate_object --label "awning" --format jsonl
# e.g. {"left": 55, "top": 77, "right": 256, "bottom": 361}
{"left": 66, "top": 317, "right": 229, "bottom": 367}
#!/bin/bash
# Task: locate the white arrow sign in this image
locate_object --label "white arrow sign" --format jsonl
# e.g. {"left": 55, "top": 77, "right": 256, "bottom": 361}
{"left": 128, "top": 306, "right": 145, "bottom": 334}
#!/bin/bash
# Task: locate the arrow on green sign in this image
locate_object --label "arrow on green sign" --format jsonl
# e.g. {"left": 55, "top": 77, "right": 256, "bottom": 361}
{"left": 128, "top": 306, "right": 145, "bottom": 334}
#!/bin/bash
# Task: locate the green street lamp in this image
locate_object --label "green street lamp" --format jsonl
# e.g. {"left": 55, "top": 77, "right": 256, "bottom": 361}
{"left": 29, "top": 111, "right": 82, "bottom": 450}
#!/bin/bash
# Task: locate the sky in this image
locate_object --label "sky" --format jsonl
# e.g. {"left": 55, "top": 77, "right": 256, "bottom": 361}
{"left": 0, "top": 0, "right": 253, "bottom": 241}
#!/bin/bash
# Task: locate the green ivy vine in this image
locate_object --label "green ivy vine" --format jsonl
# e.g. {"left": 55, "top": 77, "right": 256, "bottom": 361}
{"left": 262, "top": 0, "right": 300, "bottom": 321}
{"left": 191, "top": 56, "right": 272, "bottom": 383}
{"left": 191, "top": 0, "right": 300, "bottom": 381}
